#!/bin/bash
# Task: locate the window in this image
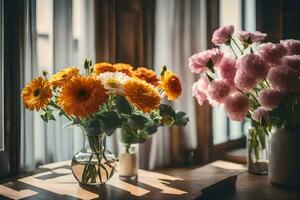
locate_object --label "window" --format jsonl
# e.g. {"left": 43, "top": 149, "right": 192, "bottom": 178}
{"left": 212, "top": 0, "right": 255, "bottom": 149}
{"left": 36, "top": 0, "right": 53, "bottom": 74}
{"left": 20, "top": 0, "right": 95, "bottom": 169}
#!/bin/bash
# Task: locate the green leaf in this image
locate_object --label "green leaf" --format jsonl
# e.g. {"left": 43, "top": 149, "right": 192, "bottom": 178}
{"left": 137, "top": 130, "right": 150, "bottom": 143}
{"left": 120, "top": 126, "right": 139, "bottom": 144}
{"left": 84, "top": 119, "right": 102, "bottom": 136}
{"left": 144, "top": 125, "right": 158, "bottom": 135}
{"left": 174, "top": 111, "right": 189, "bottom": 126}
{"left": 159, "top": 104, "right": 176, "bottom": 118}
{"left": 99, "top": 111, "right": 121, "bottom": 135}
{"left": 207, "top": 59, "right": 215, "bottom": 73}
{"left": 40, "top": 113, "right": 48, "bottom": 122}
{"left": 128, "top": 114, "right": 149, "bottom": 130}
{"left": 116, "top": 96, "right": 132, "bottom": 114}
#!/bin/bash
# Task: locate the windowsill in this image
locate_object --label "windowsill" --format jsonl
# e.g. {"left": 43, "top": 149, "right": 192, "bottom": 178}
{"left": 224, "top": 148, "right": 246, "bottom": 164}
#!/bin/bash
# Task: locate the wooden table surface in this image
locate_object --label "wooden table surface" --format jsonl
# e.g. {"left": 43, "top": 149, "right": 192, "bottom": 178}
{"left": 1, "top": 160, "right": 299, "bottom": 200}
{"left": 206, "top": 172, "right": 300, "bottom": 200}
{"left": 0, "top": 160, "right": 244, "bottom": 200}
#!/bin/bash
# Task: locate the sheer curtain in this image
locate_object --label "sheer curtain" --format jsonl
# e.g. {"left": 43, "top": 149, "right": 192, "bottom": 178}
{"left": 149, "top": 0, "right": 207, "bottom": 169}
{"left": 20, "top": 0, "right": 95, "bottom": 171}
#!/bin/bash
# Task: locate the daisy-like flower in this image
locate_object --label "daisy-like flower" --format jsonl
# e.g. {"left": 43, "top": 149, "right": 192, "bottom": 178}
{"left": 133, "top": 67, "right": 159, "bottom": 86}
{"left": 22, "top": 77, "right": 52, "bottom": 111}
{"left": 160, "top": 70, "right": 182, "bottom": 100}
{"left": 49, "top": 67, "right": 80, "bottom": 88}
{"left": 93, "top": 62, "right": 116, "bottom": 75}
{"left": 113, "top": 63, "right": 134, "bottom": 76}
{"left": 124, "top": 78, "right": 161, "bottom": 113}
{"left": 58, "top": 76, "right": 108, "bottom": 117}
{"left": 99, "top": 72, "right": 130, "bottom": 95}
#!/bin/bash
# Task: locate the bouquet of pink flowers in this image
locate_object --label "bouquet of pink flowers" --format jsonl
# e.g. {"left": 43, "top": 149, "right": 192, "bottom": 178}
{"left": 189, "top": 25, "right": 300, "bottom": 160}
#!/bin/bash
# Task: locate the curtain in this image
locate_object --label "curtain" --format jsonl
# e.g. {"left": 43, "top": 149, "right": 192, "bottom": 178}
{"left": 20, "top": 0, "right": 95, "bottom": 171}
{"left": 149, "top": 0, "right": 207, "bottom": 169}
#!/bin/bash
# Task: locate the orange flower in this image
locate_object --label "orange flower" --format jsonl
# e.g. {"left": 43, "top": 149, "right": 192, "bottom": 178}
{"left": 124, "top": 78, "right": 161, "bottom": 112}
{"left": 93, "top": 62, "right": 116, "bottom": 75}
{"left": 160, "top": 70, "right": 182, "bottom": 100}
{"left": 133, "top": 67, "right": 159, "bottom": 86}
{"left": 113, "top": 63, "right": 133, "bottom": 76}
{"left": 49, "top": 67, "right": 79, "bottom": 88}
{"left": 22, "top": 77, "right": 52, "bottom": 111}
{"left": 58, "top": 76, "right": 108, "bottom": 117}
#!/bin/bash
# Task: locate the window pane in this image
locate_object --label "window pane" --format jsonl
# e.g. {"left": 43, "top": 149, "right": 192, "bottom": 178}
{"left": 213, "top": 0, "right": 256, "bottom": 145}
{"left": 36, "top": 0, "right": 52, "bottom": 34}
{"left": 37, "top": 36, "right": 52, "bottom": 73}
{"left": 213, "top": 106, "right": 228, "bottom": 144}
{"left": 0, "top": 0, "right": 4, "bottom": 151}
{"left": 36, "top": 0, "right": 53, "bottom": 74}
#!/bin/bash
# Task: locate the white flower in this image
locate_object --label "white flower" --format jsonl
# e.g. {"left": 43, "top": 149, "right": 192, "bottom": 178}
{"left": 99, "top": 72, "right": 130, "bottom": 95}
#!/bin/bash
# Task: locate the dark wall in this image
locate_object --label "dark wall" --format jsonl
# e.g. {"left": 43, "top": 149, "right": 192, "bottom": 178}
{"left": 256, "top": 0, "right": 300, "bottom": 41}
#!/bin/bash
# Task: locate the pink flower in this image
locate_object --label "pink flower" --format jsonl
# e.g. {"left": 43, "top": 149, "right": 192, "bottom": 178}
{"left": 267, "top": 66, "right": 298, "bottom": 92}
{"left": 211, "top": 25, "right": 234, "bottom": 45}
{"left": 281, "top": 55, "right": 300, "bottom": 73}
{"left": 188, "top": 48, "right": 224, "bottom": 74}
{"left": 237, "top": 31, "right": 267, "bottom": 44}
{"left": 280, "top": 39, "right": 300, "bottom": 55}
{"left": 207, "top": 79, "right": 232, "bottom": 106}
{"left": 192, "top": 77, "right": 209, "bottom": 105}
{"left": 258, "top": 89, "right": 284, "bottom": 110}
{"left": 252, "top": 107, "right": 270, "bottom": 122}
{"left": 224, "top": 92, "right": 250, "bottom": 121}
{"left": 237, "top": 53, "right": 268, "bottom": 80}
{"left": 218, "top": 57, "right": 237, "bottom": 85}
{"left": 234, "top": 70, "right": 257, "bottom": 91}
{"left": 258, "top": 42, "right": 287, "bottom": 64}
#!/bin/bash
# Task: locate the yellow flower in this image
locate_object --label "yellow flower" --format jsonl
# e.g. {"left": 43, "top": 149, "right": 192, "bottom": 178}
{"left": 133, "top": 67, "right": 159, "bottom": 86}
{"left": 160, "top": 70, "right": 182, "bottom": 100}
{"left": 93, "top": 62, "right": 116, "bottom": 75}
{"left": 113, "top": 63, "right": 133, "bottom": 76}
{"left": 124, "top": 78, "right": 161, "bottom": 112}
{"left": 22, "top": 77, "right": 52, "bottom": 111}
{"left": 49, "top": 67, "right": 79, "bottom": 88}
{"left": 58, "top": 76, "right": 108, "bottom": 117}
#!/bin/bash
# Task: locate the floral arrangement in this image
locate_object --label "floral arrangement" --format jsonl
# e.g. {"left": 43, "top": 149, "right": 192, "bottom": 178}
{"left": 22, "top": 60, "right": 188, "bottom": 150}
{"left": 189, "top": 25, "right": 300, "bottom": 159}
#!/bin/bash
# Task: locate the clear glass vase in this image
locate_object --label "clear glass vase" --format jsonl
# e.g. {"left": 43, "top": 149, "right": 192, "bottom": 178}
{"left": 118, "top": 142, "right": 139, "bottom": 181}
{"left": 247, "top": 126, "right": 268, "bottom": 175}
{"left": 71, "top": 133, "right": 116, "bottom": 186}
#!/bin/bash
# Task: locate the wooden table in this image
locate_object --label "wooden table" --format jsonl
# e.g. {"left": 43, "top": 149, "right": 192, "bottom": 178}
{"left": 1, "top": 161, "right": 299, "bottom": 200}
{"left": 207, "top": 172, "right": 300, "bottom": 200}
{"left": 0, "top": 160, "right": 244, "bottom": 200}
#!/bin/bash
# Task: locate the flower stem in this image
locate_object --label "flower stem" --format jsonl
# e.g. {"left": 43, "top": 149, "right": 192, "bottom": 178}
{"left": 49, "top": 101, "right": 73, "bottom": 121}
{"left": 231, "top": 38, "right": 243, "bottom": 54}
{"left": 228, "top": 44, "right": 238, "bottom": 58}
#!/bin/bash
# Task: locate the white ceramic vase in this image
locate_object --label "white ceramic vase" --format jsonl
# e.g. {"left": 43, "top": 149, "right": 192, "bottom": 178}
{"left": 118, "top": 143, "right": 139, "bottom": 181}
{"left": 269, "top": 127, "right": 300, "bottom": 188}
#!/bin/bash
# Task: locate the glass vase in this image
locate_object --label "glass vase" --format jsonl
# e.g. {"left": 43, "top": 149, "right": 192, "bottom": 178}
{"left": 71, "top": 133, "right": 116, "bottom": 186}
{"left": 247, "top": 126, "right": 268, "bottom": 175}
{"left": 118, "top": 142, "right": 139, "bottom": 181}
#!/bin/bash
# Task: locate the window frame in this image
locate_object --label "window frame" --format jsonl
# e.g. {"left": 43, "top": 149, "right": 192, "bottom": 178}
{"left": 196, "top": 0, "right": 251, "bottom": 164}
{"left": 0, "top": 0, "right": 24, "bottom": 178}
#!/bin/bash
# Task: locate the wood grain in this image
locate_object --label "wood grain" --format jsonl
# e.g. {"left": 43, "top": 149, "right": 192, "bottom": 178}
{"left": 0, "top": 160, "right": 243, "bottom": 200}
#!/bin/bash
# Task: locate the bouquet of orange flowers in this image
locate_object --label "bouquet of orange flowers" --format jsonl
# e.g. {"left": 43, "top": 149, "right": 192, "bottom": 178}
{"left": 22, "top": 59, "right": 188, "bottom": 141}
{"left": 22, "top": 59, "right": 188, "bottom": 185}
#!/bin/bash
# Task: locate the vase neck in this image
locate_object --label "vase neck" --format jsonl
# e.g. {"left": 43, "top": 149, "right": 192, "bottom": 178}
{"left": 83, "top": 134, "right": 106, "bottom": 153}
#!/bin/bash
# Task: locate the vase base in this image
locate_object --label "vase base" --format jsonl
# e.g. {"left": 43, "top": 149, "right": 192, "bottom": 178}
{"left": 248, "top": 161, "right": 268, "bottom": 175}
{"left": 119, "top": 175, "right": 138, "bottom": 182}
